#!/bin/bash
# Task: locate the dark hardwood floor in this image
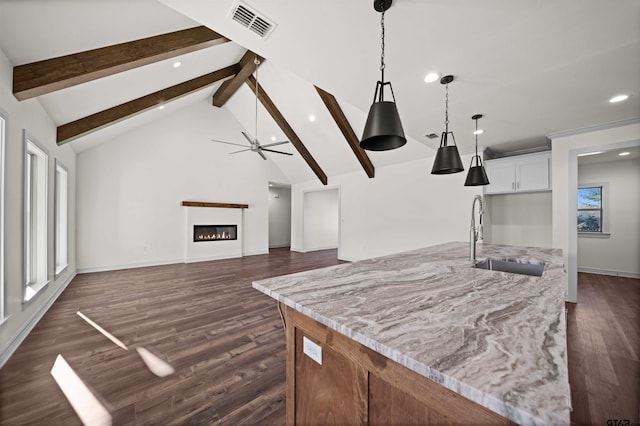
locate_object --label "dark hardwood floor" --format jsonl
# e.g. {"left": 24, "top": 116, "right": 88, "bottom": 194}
{"left": 1, "top": 252, "right": 637, "bottom": 425}
{"left": 0, "top": 248, "right": 344, "bottom": 425}
{"left": 567, "top": 273, "right": 640, "bottom": 425}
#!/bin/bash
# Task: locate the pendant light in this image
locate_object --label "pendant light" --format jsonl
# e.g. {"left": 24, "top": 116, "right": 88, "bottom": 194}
{"left": 464, "top": 114, "right": 490, "bottom": 186}
{"left": 431, "top": 75, "right": 464, "bottom": 174}
{"left": 360, "top": 0, "right": 407, "bottom": 151}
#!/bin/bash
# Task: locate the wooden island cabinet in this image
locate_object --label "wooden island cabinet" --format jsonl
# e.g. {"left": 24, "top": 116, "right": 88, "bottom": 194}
{"left": 284, "top": 305, "right": 513, "bottom": 425}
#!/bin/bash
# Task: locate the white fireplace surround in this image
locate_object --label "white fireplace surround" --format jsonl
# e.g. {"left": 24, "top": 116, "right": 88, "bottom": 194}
{"left": 184, "top": 205, "right": 243, "bottom": 263}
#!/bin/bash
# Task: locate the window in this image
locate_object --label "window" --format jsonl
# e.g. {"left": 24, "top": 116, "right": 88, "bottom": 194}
{"left": 54, "top": 160, "right": 68, "bottom": 277}
{"left": 24, "top": 131, "right": 49, "bottom": 302}
{"left": 0, "top": 108, "right": 6, "bottom": 322}
{"left": 577, "top": 186, "right": 602, "bottom": 231}
{"left": 578, "top": 183, "right": 610, "bottom": 236}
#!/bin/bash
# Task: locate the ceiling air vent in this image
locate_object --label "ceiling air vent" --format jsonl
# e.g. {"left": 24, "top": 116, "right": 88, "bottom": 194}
{"left": 229, "top": 1, "right": 277, "bottom": 39}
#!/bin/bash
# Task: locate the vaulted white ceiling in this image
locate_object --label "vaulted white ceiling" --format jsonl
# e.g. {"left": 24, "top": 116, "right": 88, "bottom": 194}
{"left": 1, "top": 0, "right": 638, "bottom": 184}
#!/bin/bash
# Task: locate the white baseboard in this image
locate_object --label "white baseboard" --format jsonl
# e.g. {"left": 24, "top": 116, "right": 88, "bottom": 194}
{"left": 338, "top": 255, "right": 359, "bottom": 262}
{"left": 185, "top": 253, "right": 242, "bottom": 264}
{"left": 0, "top": 272, "right": 76, "bottom": 368}
{"left": 77, "top": 251, "right": 275, "bottom": 272}
{"left": 290, "top": 246, "right": 340, "bottom": 254}
{"left": 77, "top": 258, "right": 185, "bottom": 273}
{"left": 302, "top": 246, "right": 338, "bottom": 253}
{"left": 578, "top": 267, "right": 640, "bottom": 279}
{"left": 242, "top": 250, "right": 269, "bottom": 257}
{"left": 268, "top": 244, "right": 291, "bottom": 249}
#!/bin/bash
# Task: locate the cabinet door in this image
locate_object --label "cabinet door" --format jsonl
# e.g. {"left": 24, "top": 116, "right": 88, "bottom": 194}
{"left": 516, "top": 155, "right": 550, "bottom": 192}
{"left": 484, "top": 161, "right": 515, "bottom": 194}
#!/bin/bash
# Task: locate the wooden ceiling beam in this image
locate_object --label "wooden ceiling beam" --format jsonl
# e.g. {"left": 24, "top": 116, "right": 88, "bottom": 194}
{"left": 246, "top": 75, "right": 328, "bottom": 185}
{"left": 213, "top": 50, "right": 263, "bottom": 107}
{"left": 14, "top": 26, "right": 229, "bottom": 100}
{"left": 315, "top": 86, "right": 375, "bottom": 179}
{"left": 57, "top": 64, "right": 240, "bottom": 145}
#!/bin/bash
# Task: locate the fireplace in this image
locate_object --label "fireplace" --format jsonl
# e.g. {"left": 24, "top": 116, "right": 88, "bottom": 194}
{"left": 193, "top": 225, "right": 237, "bottom": 242}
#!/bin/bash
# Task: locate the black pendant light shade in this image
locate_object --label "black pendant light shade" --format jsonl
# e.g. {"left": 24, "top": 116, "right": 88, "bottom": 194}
{"left": 464, "top": 161, "right": 490, "bottom": 186}
{"left": 464, "top": 114, "right": 490, "bottom": 186}
{"left": 360, "top": 0, "right": 406, "bottom": 151}
{"left": 431, "top": 75, "right": 464, "bottom": 174}
{"left": 431, "top": 135, "right": 464, "bottom": 174}
{"left": 361, "top": 84, "right": 406, "bottom": 151}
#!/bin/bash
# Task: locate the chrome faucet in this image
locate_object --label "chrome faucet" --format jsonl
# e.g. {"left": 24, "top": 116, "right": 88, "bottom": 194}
{"left": 470, "top": 195, "right": 484, "bottom": 262}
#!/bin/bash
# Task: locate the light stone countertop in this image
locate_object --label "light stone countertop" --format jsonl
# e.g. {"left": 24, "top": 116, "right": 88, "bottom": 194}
{"left": 253, "top": 241, "right": 571, "bottom": 426}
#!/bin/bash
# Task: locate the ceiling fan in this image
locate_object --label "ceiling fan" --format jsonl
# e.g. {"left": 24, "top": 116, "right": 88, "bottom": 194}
{"left": 211, "top": 57, "right": 292, "bottom": 160}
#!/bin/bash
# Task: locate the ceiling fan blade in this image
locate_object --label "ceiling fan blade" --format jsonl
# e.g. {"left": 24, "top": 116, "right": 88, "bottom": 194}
{"left": 260, "top": 141, "right": 289, "bottom": 148}
{"left": 211, "top": 139, "right": 250, "bottom": 148}
{"left": 229, "top": 148, "right": 252, "bottom": 154}
{"left": 261, "top": 148, "right": 293, "bottom": 156}
{"left": 241, "top": 131, "right": 255, "bottom": 145}
{"left": 257, "top": 150, "right": 267, "bottom": 160}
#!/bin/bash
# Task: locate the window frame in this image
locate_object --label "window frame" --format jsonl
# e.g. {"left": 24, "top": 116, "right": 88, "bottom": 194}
{"left": 23, "top": 130, "right": 50, "bottom": 304}
{"left": 0, "top": 107, "right": 7, "bottom": 325}
{"left": 54, "top": 159, "right": 68, "bottom": 278}
{"left": 578, "top": 182, "right": 610, "bottom": 238}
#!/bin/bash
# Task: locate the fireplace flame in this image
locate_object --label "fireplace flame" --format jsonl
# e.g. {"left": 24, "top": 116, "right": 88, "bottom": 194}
{"left": 198, "top": 232, "right": 232, "bottom": 241}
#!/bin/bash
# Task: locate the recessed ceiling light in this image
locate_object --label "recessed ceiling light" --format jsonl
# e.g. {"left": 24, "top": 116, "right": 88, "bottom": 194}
{"left": 269, "top": 183, "right": 273, "bottom": 187}
{"left": 473, "top": 129, "right": 484, "bottom": 135}
{"left": 309, "top": 115, "right": 316, "bottom": 122}
{"left": 173, "top": 61, "right": 182, "bottom": 68}
{"left": 577, "top": 151, "right": 603, "bottom": 157}
{"left": 619, "top": 151, "right": 630, "bottom": 156}
{"left": 424, "top": 72, "right": 440, "bottom": 83}
{"left": 609, "top": 94, "right": 629, "bottom": 103}
{"left": 158, "top": 105, "right": 165, "bottom": 110}
{"left": 271, "top": 136, "right": 276, "bottom": 141}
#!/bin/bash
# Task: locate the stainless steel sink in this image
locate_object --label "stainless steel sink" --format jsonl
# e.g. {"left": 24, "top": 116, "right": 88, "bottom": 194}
{"left": 473, "top": 257, "right": 545, "bottom": 277}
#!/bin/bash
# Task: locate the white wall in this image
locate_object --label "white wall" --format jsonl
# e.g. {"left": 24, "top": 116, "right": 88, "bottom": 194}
{"left": 0, "top": 47, "right": 77, "bottom": 366}
{"left": 303, "top": 188, "right": 339, "bottom": 251}
{"left": 268, "top": 186, "right": 291, "bottom": 248}
{"left": 291, "top": 155, "right": 482, "bottom": 261}
{"left": 551, "top": 120, "right": 640, "bottom": 302}
{"left": 577, "top": 157, "right": 640, "bottom": 276}
{"left": 76, "top": 99, "right": 289, "bottom": 272}
{"left": 484, "top": 192, "right": 553, "bottom": 248}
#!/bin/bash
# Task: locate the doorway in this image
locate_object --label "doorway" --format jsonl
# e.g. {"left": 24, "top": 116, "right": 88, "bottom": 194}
{"left": 302, "top": 187, "right": 340, "bottom": 253}
{"left": 576, "top": 146, "right": 640, "bottom": 276}
{"left": 568, "top": 139, "right": 640, "bottom": 301}
{"left": 268, "top": 182, "right": 291, "bottom": 249}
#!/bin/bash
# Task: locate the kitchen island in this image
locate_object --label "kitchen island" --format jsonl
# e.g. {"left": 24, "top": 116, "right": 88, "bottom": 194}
{"left": 253, "top": 242, "right": 570, "bottom": 425}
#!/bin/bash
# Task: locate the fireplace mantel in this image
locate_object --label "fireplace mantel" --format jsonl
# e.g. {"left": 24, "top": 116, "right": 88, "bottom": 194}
{"left": 181, "top": 201, "right": 248, "bottom": 209}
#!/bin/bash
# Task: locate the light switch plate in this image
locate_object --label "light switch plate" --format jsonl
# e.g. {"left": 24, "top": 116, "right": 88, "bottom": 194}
{"left": 303, "top": 336, "right": 322, "bottom": 365}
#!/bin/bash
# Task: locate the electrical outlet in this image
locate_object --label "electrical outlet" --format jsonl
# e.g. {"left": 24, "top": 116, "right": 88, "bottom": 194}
{"left": 303, "top": 336, "right": 322, "bottom": 365}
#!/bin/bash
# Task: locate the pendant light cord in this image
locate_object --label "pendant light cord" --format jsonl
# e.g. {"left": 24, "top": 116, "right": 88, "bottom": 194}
{"left": 444, "top": 82, "right": 450, "bottom": 134}
{"left": 475, "top": 117, "right": 479, "bottom": 157}
{"left": 380, "top": 8, "right": 386, "bottom": 84}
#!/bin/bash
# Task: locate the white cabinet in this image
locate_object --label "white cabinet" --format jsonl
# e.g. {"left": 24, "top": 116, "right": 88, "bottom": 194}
{"left": 484, "top": 151, "right": 551, "bottom": 194}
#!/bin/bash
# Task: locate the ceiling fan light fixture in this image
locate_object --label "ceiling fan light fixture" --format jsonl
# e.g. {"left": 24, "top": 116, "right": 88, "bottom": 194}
{"left": 431, "top": 75, "right": 463, "bottom": 174}
{"left": 360, "top": 0, "right": 407, "bottom": 151}
{"left": 210, "top": 56, "right": 292, "bottom": 160}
